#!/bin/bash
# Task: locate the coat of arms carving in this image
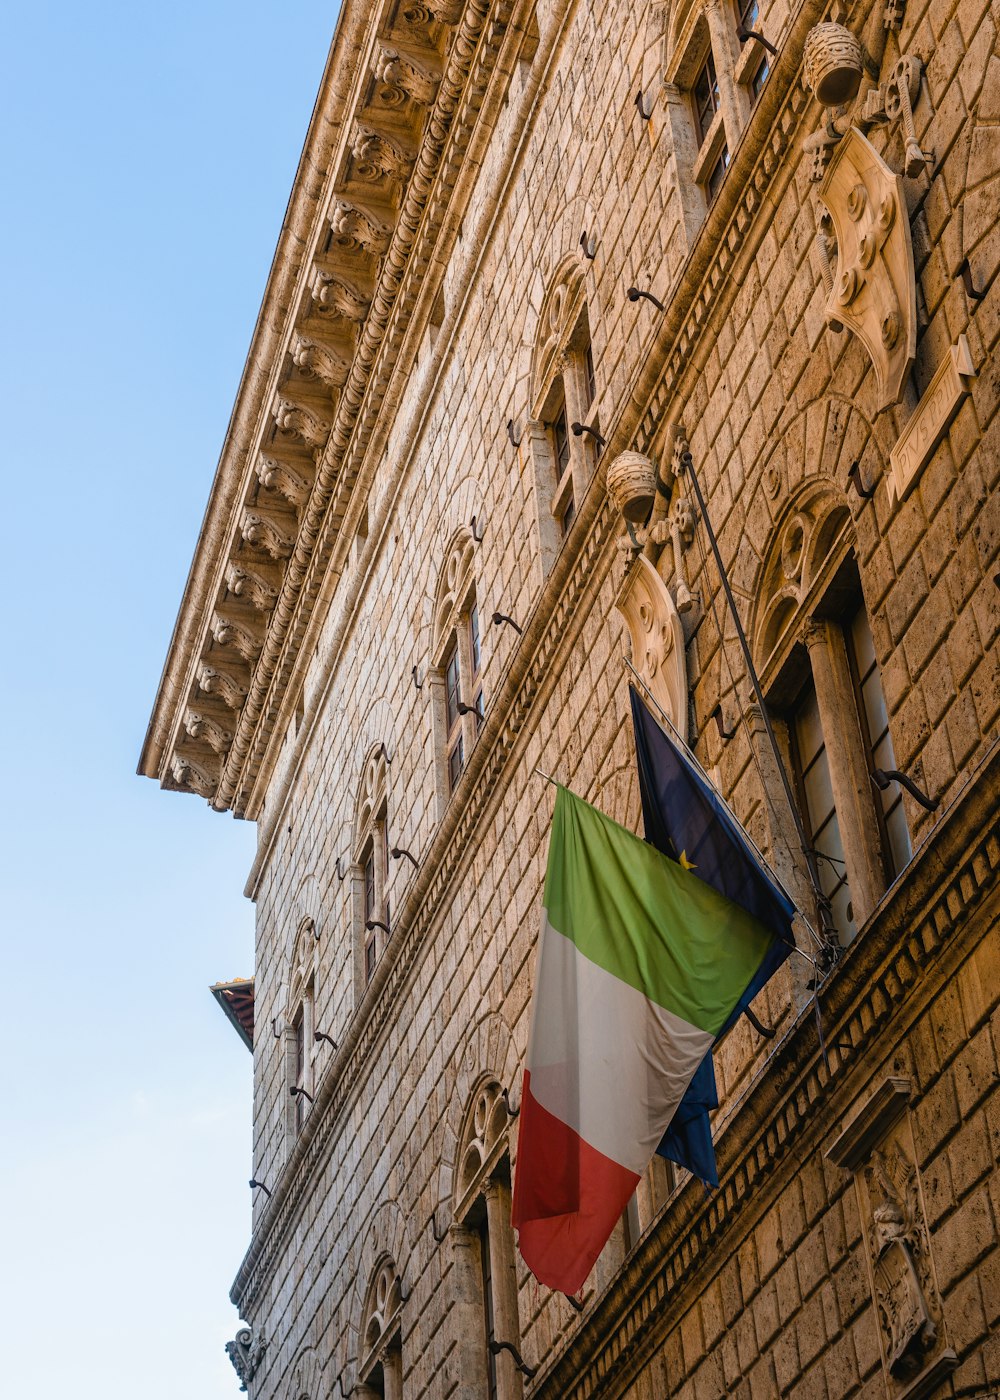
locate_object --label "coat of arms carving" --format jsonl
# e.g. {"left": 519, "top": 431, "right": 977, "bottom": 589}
{"left": 818, "top": 128, "right": 916, "bottom": 410}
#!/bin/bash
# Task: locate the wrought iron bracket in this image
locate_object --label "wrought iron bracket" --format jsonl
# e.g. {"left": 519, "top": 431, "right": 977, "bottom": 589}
{"left": 489, "top": 1340, "right": 537, "bottom": 1378}
{"left": 627, "top": 285, "right": 665, "bottom": 311}
{"left": 872, "top": 767, "right": 939, "bottom": 811}
{"left": 501, "top": 1087, "right": 520, "bottom": 1118}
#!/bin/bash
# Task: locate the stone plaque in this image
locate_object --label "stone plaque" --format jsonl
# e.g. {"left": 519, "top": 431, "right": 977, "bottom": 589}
{"left": 828, "top": 1078, "right": 957, "bottom": 1399}
{"left": 888, "top": 336, "right": 976, "bottom": 504}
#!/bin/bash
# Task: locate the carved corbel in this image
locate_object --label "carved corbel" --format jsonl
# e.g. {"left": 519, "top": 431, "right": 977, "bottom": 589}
{"left": 170, "top": 749, "right": 221, "bottom": 799}
{"left": 184, "top": 705, "right": 233, "bottom": 755}
{"left": 225, "top": 560, "right": 281, "bottom": 612}
{"left": 328, "top": 199, "right": 393, "bottom": 257}
{"left": 225, "top": 1327, "right": 267, "bottom": 1393}
{"left": 272, "top": 394, "right": 332, "bottom": 455}
{"left": 211, "top": 609, "right": 264, "bottom": 665}
{"left": 309, "top": 269, "right": 370, "bottom": 323}
{"left": 291, "top": 334, "right": 350, "bottom": 393}
{"left": 827, "top": 1080, "right": 957, "bottom": 1395}
{"left": 818, "top": 127, "right": 916, "bottom": 409}
{"left": 351, "top": 123, "right": 416, "bottom": 181}
{"left": 241, "top": 506, "right": 296, "bottom": 561}
{"left": 255, "top": 453, "right": 313, "bottom": 510}
{"left": 668, "top": 496, "right": 697, "bottom": 613}
{"left": 198, "top": 661, "right": 249, "bottom": 711}
{"left": 863, "top": 56, "right": 932, "bottom": 178}
{"left": 373, "top": 42, "right": 441, "bottom": 106}
{"left": 399, "top": 0, "right": 463, "bottom": 25}
{"left": 615, "top": 555, "right": 688, "bottom": 742}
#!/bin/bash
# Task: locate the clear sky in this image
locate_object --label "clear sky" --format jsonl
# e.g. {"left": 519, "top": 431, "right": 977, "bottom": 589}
{"left": 0, "top": 4, "right": 338, "bottom": 1394}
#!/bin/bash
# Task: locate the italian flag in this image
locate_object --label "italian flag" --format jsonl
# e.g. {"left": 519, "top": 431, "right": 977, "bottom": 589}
{"left": 511, "top": 787, "right": 776, "bottom": 1295}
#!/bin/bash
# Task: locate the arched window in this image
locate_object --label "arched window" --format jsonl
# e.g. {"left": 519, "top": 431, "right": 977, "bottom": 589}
{"left": 358, "top": 1257, "right": 404, "bottom": 1400}
{"left": 431, "top": 532, "right": 484, "bottom": 810}
{"left": 525, "top": 262, "right": 599, "bottom": 572}
{"left": 753, "top": 485, "right": 912, "bottom": 947}
{"left": 659, "top": 0, "right": 767, "bottom": 212}
{"left": 353, "top": 746, "right": 390, "bottom": 993}
{"left": 450, "top": 1080, "right": 522, "bottom": 1400}
{"left": 285, "top": 915, "right": 319, "bottom": 1143}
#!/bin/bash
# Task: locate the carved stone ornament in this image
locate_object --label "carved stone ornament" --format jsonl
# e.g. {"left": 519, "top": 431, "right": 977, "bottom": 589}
{"left": 606, "top": 450, "right": 658, "bottom": 524}
{"left": 198, "top": 662, "right": 249, "bottom": 711}
{"left": 351, "top": 123, "right": 415, "bottom": 181}
{"left": 272, "top": 395, "right": 331, "bottom": 455}
{"left": 827, "top": 1078, "right": 957, "bottom": 1398}
{"left": 863, "top": 56, "right": 931, "bottom": 178}
{"left": 668, "top": 496, "right": 697, "bottom": 613}
{"left": 309, "top": 269, "right": 370, "bottom": 322}
{"left": 255, "top": 454, "right": 313, "bottom": 510}
{"left": 888, "top": 336, "right": 975, "bottom": 504}
{"left": 615, "top": 555, "right": 688, "bottom": 742}
{"left": 818, "top": 128, "right": 916, "bottom": 410}
{"left": 328, "top": 200, "right": 393, "bottom": 257}
{"left": 225, "top": 1327, "right": 267, "bottom": 1393}
{"left": 802, "top": 22, "right": 865, "bottom": 107}
{"left": 226, "top": 561, "right": 280, "bottom": 612}
{"left": 241, "top": 506, "right": 296, "bottom": 561}
{"left": 184, "top": 706, "right": 233, "bottom": 755}
{"left": 170, "top": 749, "right": 220, "bottom": 799}
{"left": 290, "top": 334, "right": 350, "bottom": 391}
{"left": 212, "top": 610, "right": 264, "bottom": 665}
{"left": 372, "top": 42, "right": 440, "bottom": 106}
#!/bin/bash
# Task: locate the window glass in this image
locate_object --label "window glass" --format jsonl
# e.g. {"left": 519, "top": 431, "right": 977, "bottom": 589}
{"left": 448, "top": 733, "right": 465, "bottom": 793}
{"left": 560, "top": 490, "right": 576, "bottom": 538}
{"left": 793, "top": 682, "right": 856, "bottom": 945}
{"left": 707, "top": 145, "right": 730, "bottom": 201}
{"left": 363, "top": 844, "right": 376, "bottom": 923}
{"left": 751, "top": 54, "right": 769, "bottom": 98}
{"left": 469, "top": 604, "right": 481, "bottom": 676}
{"left": 480, "top": 1221, "right": 498, "bottom": 1400}
{"left": 553, "top": 405, "right": 571, "bottom": 480}
{"left": 693, "top": 51, "right": 720, "bottom": 144}
{"left": 584, "top": 342, "right": 597, "bottom": 408}
{"left": 445, "top": 643, "right": 461, "bottom": 733}
{"left": 739, "top": 0, "right": 760, "bottom": 27}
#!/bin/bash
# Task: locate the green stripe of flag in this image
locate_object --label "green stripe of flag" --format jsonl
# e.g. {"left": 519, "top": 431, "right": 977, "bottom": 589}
{"left": 544, "top": 787, "right": 773, "bottom": 1035}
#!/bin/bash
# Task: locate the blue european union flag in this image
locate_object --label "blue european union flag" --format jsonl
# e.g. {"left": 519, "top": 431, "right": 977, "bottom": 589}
{"left": 630, "top": 686, "right": 796, "bottom": 1187}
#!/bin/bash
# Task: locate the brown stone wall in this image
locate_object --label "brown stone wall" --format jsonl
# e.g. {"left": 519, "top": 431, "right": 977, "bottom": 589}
{"left": 225, "top": 0, "right": 1000, "bottom": 1394}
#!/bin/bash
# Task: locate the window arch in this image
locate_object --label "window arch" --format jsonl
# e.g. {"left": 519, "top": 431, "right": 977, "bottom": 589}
{"left": 752, "top": 482, "right": 911, "bottom": 947}
{"left": 353, "top": 745, "right": 390, "bottom": 993}
{"left": 358, "top": 1256, "right": 404, "bottom": 1399}
{"left": 451, "top": 1078, "right": 522, "bottom": 1400}
{"left": 431, "top": 530, "right": 484, "bottom": 811}
{"left": 525, "top": 259, "right": 599, "bottom": 568}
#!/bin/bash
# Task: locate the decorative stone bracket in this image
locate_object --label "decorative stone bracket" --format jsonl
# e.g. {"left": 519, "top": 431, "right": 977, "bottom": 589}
{"left": 827, "top": 1078, "right": 957, "bottom": 1398}
{"left": 225, "top": 1326, "right": 267, "bottom": 1393}
{"left": 863, "top": 56, "right": 932, "bottom": 178}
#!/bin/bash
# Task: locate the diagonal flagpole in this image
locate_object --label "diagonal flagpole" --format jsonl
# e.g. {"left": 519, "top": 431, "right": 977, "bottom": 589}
{"left": 676, "top": 446, "right": 838, "bottom": 966}
{"left": 623, "top": 658, "right": 821, "bottom": 970}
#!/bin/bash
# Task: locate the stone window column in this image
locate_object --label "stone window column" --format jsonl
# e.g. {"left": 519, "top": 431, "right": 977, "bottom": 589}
{"left": 380, "top": 1347, "right": 403, "bottom": 1400}
{"left": 802, "top": 621, "right": 885, "bottom": 926}
{"left": 447, "top": 1224, "right": 491, "bottom": 1400}
{"left": 704, "top": 0, "right": 751, "bottom": 141}
{"left": 659, "top": 83, "right": 711, "bottom": 250}
{"left": 483, "top": 1179, "right": 523, "bottom": 1400}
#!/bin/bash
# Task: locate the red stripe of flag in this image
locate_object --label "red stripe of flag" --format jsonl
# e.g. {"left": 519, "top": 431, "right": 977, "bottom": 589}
{"left": 511, "top": 1071, "right": 641, "bottom": 1295}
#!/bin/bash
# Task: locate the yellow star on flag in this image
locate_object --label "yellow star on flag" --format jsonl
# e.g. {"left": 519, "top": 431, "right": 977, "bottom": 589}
{"left": 678, "top": 850, "right": 697, "bottom": 871}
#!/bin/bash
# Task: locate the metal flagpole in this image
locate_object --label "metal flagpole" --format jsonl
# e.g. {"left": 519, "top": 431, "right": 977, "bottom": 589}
{"left": 676, "top": 447, "right": 836, "bottom": 962}
{"left": 624, "top": 658, "right": 820, "bottom": 969}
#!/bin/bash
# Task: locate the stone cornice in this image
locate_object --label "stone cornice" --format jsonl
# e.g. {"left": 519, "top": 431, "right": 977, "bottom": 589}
{"left": 529, "top": 733, "right": 1000, "bottom": 1398}
{"left": 139, "top": 0, "right": 518, "bottom": 810}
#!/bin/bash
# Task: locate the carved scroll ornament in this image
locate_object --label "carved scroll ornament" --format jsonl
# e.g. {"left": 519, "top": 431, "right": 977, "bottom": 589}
{"left": 615, "top": 555, "right": 688, "bottom": 742}
{"left": 818, "top": 128, "right": 916, "bottom": 410}
{"left": 225, "top": 1327, "right": 267, "bottom": 1392}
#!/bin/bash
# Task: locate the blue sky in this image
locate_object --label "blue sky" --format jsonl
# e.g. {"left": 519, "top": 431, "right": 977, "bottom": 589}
{"left": 0, "top": 4, "right": 338, "bottom": 1394}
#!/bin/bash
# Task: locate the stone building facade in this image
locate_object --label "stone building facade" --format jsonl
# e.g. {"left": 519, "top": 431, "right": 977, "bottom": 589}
{"left": 140, "top": 0, "right": 1000, "bottom": 1394}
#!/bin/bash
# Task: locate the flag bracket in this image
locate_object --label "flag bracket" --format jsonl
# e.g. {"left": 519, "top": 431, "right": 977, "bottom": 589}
{"left": 488, "top": 1341, "right": 537, "bottom": 1378}
{"left": 744, "top": 1006, "right": 776, "bottom": 1039}
{"left": 501, "top": 1087, "right": 520, "bottom": 1118}
{"left": 429, "top": 1210, "right": 447, "bottom": 1244}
